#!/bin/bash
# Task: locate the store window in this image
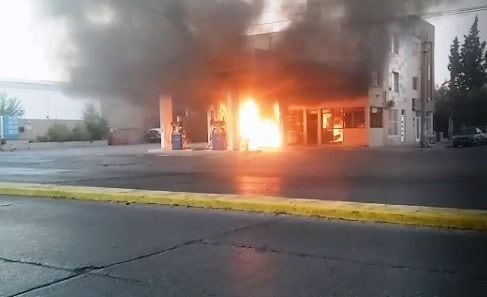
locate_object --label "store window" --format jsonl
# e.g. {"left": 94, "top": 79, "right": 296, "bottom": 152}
{"left": 370, "top": 107, "right": 383, "bottom": 128}
{"left": 322, "top": 108, "right": 344, "bottom": 144}
{"left": 388, "top": 109, "right": 399, "bottom": 135}
{"left": 344, "top": 107, "right": 365, "bottom": 128}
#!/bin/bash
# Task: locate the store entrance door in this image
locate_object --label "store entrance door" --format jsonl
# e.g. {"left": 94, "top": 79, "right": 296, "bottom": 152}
{"left": 306, "top": 110, "right": 318, "bottom": 145}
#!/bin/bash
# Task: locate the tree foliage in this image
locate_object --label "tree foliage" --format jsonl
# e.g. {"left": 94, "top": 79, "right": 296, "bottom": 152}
{"left": 438, "top": 16, "right": 487, "bottom": 129}
{"left": 47, "top": 123, "right": 71, "bottom": 142}
{"left": 83, "top": 104, "right": 109, "bottom": 141}
{"left": 0, "top": 93, "right": 25, "bottom": 117}
{"left": 448, "top": 37, "right": 461, "bottom": 92}
{"left": 71, "top": 124, "right": 91, "bottom": 141}
{"left": 40, "top": 105, "right": 109, "bottom": 142}
{"left": 459, "top": 16, "right": 486, "bottom": 91}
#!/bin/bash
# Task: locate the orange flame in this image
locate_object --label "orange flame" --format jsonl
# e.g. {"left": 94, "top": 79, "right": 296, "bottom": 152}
{"left": 239, "top": 99, "right": 281, "bottom": 150}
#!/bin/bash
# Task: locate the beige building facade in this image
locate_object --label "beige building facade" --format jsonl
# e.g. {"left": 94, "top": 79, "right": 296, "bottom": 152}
{"left": 246, "top": 3, "right": 435, "bottom": 147}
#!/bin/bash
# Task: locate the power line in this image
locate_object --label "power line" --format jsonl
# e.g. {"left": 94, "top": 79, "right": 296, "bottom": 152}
{"left": 420, "top": 5, "right": 487, "bottom": 18}
{"left": 258, "top": 4, "right": 487, "bottom": 19}
{"left": 249, "top": 4, "right": 487, "bottom": 29}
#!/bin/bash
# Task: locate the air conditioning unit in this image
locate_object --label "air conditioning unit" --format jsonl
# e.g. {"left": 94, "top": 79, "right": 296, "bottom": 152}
{"left": 386, "top": 100, "right": 395, "bottom": 109}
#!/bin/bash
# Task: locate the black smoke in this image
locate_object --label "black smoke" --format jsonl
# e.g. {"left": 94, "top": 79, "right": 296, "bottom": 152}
{"left": 39, "top": 0, "right": 264, "bottom": 104}
{"left": 39, "top": 0, "right": 437, "bottom": 104}
{"left": 249, "top": 0, "right": 438, "bottom": 102}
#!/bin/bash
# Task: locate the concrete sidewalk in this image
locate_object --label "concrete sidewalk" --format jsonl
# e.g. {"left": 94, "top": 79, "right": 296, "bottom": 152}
{"left": 1, "top": 195, "right": 486, "bottom": 297}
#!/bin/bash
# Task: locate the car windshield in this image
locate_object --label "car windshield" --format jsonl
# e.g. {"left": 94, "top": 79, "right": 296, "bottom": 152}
{"left": 455, "top": 128, "right": 477, "bottom": 135}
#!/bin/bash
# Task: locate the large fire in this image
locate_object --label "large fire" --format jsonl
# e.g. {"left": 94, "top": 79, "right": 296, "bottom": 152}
{"left": 239, "top": 99, "right": 281, "bottom": 150}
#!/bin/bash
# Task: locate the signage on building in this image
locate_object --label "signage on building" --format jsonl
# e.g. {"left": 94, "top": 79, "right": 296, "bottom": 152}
{"left": 0, "top": 116, "right": 20, "bottom": 140}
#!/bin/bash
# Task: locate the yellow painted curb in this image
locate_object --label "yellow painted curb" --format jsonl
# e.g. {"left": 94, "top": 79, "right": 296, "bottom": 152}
{"left": 0, "top": 182, "right": 486, "bottom": 231}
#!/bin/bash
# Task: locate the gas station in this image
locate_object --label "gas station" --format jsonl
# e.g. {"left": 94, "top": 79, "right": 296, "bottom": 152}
{"left": 158, "top": 93, "right": 282, "bottom": 152}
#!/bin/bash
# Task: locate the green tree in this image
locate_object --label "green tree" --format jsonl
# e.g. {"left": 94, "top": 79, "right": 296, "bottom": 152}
{"left": 443, "top": 16, "right": 487, "bottom": 128}
{"left": 0, "top": 93, "right": 25, "bottom": 117}
{"left": 83, "top": 104, "right": 109, "bottom": 140}
{"left": 434, "top": 85, "right": 451, "bottom": 115}
{"left": 70, "top": 124, "right": 91, "bottom": 141}
{"left": 484, "top": 48, "right": 487, "bottom": 75}
{"left": 448, "top": 37, "right": 462, "bottom": 92}
{"left": 47, "top": 124, "right": 71, "bottom": 142}
{"left": 459, "top": 15, "right": 486, "bottom": 91}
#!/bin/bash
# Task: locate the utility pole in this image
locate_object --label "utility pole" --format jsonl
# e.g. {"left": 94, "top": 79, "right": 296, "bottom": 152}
{"left": 420, "top": 41, "right": 433, "bottom": 148}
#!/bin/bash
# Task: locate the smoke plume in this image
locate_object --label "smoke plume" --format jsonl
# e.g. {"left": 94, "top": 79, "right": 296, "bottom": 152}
{"left": 39, "top": 0, "right": 436, "bottom": 105}
{"left": 39, "top": 0, "right": 264, "bottom": 104}
{"left": 249, "top": 0, "right": 437, "bottom": 102}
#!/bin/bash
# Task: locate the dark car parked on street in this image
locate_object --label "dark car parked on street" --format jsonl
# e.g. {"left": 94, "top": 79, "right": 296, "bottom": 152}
{"left": 452, "top": 127, "right": 487, "bottom": 147}
{"left": 147, "top": 128, "right": 162, "bottom": 143}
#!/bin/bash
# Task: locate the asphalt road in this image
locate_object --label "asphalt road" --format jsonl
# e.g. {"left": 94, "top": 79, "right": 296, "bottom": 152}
{"left": 1, "top": 144, "right": 487, "bottom": 209}
{"left": 1, "top": 195, "right": 486, "bottom": 297}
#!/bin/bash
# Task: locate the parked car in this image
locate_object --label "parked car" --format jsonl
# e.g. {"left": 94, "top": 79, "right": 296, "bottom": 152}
{"left": 452, "top": 127, "right": 487, "bottom": 147}
{"left": 147, "top": 128, "right": 162, "bottom": 143}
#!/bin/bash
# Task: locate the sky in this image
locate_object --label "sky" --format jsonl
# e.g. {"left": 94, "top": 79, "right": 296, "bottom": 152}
{"left": 427, "top": 0, "right": 487, "bottom": 85}
{"left": 0, "top": 0, "right": 58, "bottom": 81}
{"left": 0, "top": 0, "right": 486, "bottom": 85}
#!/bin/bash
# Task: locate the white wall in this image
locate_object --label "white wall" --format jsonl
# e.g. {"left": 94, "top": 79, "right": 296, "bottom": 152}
{"left": 0, "top": 80, "right": 101, "bottom": 120}
{"left": 382, "top": 19, "right": 434, "bottom": 145}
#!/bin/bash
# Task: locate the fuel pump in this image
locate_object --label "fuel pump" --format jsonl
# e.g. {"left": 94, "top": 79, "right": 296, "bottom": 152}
{"left": 210, "top": 120, "right": 227, "bottom": 150}
{"left": 171, "top": 116, "right": 186, "bottom": 150}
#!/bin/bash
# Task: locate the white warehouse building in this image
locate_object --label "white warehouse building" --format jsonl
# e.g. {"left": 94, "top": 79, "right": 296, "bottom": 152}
{"left": 0, "top": 79, "right": 101, "bottom": 141}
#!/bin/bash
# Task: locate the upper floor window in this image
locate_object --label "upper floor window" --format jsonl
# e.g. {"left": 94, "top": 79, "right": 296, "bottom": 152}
{"left": 392, "top": 33, "right": 400, "bottom": 54}
{"left": 371, "top": 71, "right": 383, "bottom": 87}
{"left": 393, "top": 72, "right": 400, "bottom": 93}
{"left": 412, "top": 76, "right": 418, "bottom": 91}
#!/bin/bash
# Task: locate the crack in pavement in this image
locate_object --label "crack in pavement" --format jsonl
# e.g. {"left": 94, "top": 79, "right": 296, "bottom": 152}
{"left": 0, "top": 259, "right": 141, "bottom": 297}
{"left": 89, "top": 271, "right": 144, "bottom": 284}
{"left": 201, "top": 240, "right": 487, "bottom": 282}
{"left": 89, "top": 217, "right": 281, "bottom": 272}
{"left": 7, "top": 272, "right": 84, "bottom": 297}
{"left": 0, "top": 257, "right": 72, "bottom": 273}
{"left": 5, "top": 217, "right": 280, "bottom": 296}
